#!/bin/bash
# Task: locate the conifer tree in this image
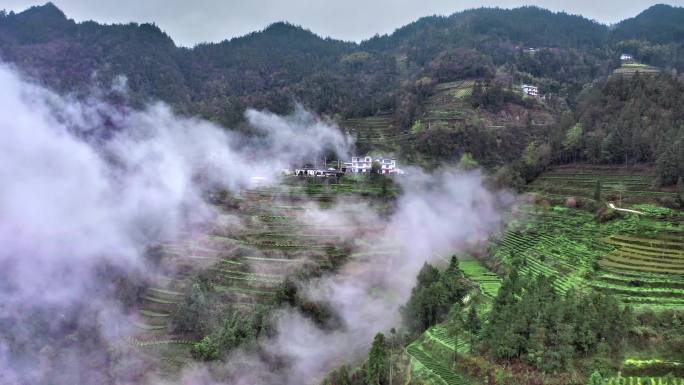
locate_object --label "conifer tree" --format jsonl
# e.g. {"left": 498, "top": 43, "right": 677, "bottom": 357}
{"left": 466, "top": 305, "right": 481, "bottom": 335}
{"left": 466, "top": 305, "right": 481, "bottom": 352}
{"left": 366, "top": 333, "right": 388, "bottom": 385}
{"left": 440, "top": 256, "right": 467, "bottom": 306}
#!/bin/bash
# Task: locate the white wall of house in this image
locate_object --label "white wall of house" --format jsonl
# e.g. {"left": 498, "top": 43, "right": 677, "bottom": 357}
{"left": 521, "top": 84, "right": 539, "bottom": 97}
{"left": 348, "top": 156, "right": 398, "bottom": 174}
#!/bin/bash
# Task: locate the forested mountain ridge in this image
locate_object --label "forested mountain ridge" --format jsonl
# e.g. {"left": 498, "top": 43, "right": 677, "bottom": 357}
{"left": 2, "top": 3, "right": 681, "bottom": 115}
{"left": 613, "top": 3, "right": 684, "bottom": 44}
{"left": 363, "top": 6, "right": 610, "bottom": 56}
{"left": 1, "top": 3, "right": 683, "bottom": 185}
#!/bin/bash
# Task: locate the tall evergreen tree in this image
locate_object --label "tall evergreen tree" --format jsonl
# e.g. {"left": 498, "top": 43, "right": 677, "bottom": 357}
{"left": 466, "top": 305, "right": 481, "bottom": 335}
{"left": 440, "top": 256, "right": 468, "bottom": 306}
{"left": 366, "top": 333, "right": 388, "bottom": 385}
{"left": 466, "top": 305, "right": 481, "bottom": 353}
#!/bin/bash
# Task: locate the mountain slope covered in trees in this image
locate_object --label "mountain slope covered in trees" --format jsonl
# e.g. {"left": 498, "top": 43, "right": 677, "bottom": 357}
{"left": 1, "top": 3, "right": 683, "bottom": 186}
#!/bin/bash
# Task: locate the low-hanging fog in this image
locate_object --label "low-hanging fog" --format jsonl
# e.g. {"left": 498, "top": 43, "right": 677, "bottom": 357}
{"left": 211, "top": 168, "right": 511, "bottom": 385}
{"left": 0, "top": 61, "right": 512, "bottom": 385}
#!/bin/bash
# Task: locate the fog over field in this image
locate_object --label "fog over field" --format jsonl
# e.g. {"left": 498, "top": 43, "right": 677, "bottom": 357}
{"left": 0, "top": 62, "right": 511, "bottom": 384}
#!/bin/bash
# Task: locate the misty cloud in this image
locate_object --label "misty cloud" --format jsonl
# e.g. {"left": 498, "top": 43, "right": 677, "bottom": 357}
{"left": 0, "top": 62, "right": 349, "bottom": 385}
{"left": 236, "top": 169, "right": 512, "bottom": 385}
{"left": 0, "top": 59, "right": 511, "bottom": 385}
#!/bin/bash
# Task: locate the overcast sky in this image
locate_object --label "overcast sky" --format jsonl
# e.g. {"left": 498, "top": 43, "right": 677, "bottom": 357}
{"left": 3, "top": 0, "right": 684, "bottom": 46}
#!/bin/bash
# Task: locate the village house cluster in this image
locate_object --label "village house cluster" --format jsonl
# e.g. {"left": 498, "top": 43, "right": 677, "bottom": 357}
{"left": 290, "top": 155, "right": 403, "bottom": 178}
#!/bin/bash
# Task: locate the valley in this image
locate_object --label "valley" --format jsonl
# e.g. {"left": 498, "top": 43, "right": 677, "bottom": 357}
{"left": 0, "top": 2, "right": 682, "bottom": 385}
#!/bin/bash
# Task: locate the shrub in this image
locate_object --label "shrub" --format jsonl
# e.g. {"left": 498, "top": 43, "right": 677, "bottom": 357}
{"left": 191, "top": 336, "right": 219, "bottom": 361}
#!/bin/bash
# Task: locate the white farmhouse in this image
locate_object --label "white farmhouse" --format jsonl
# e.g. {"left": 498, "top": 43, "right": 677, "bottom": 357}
{"left": 521, "top": 84, "right": 539, "bottom": 97}
{"left": 294, "top": 168, "right": 336, "bottom": 177}
{"left": 345, "top": 156, "right": 400, "bottom": 174}
{"left": 620, "top": 53, "right": 634, "bottom": 62}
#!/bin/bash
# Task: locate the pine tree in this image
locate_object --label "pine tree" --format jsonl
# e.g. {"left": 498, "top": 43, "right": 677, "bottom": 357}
{"left": 466, "top": 305, "right": 481, "bottom": 353}
{"left": 366, "top": 333, "right": 388, "bottom": 385}
{"left": 485, "top": 272, "right": 521, "bottom": 359}
{"left": 466, "top": 306, "right": 481, "bottom": 334}
{"left": 440, "top": 256, "right": 467, "bottom": 306}
{"left": 416, "top": 262, "right": 440, "bottom": 289}
{"left": 445, "top": 255, "right": 462, "bottom": 277}
{"left": 676, "top": 176, "right": 684, "bottom": 207}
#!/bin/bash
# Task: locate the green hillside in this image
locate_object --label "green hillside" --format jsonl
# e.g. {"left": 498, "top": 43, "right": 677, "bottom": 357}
{"left": 126, "top": 179, "right": 391, "bottom": 376}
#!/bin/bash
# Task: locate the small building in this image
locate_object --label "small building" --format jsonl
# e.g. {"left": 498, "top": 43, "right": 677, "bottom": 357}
{"left": 525, "top": 47, "right": 537, "bottom": 54}
{"left": 294, "top": 167, "right": 337, "bottom": 178}
{"left": 344, "top": 156, "right": 400, "bottom": 175}
{"left": 521, "top": 84, "right": 539, "bottom": 97}
{"left": 620, "top": 53, "right": 634, "bottom": 62}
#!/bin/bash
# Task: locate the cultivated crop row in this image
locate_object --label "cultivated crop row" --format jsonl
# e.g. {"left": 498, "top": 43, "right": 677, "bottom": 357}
{"left": 427, "top": 325, "right": 470, "bottom": 353}
{"left": 407, "top": 343, "right": 470, "bottom": 385}
{"left": 459, "top": 259, "right": 502, "bottom": 298}
{"left": 605, "top": 377, "right": 684, "bottom": 385}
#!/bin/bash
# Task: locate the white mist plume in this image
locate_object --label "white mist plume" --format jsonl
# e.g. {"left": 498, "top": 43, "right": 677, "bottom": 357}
{"left": 0, "top": 59, "right": 511, "bottom": 385}
{"left": 0, "top": 62, "right": 350, "bottom": 385}
{"left": 219, "top": 168, "right": 512, "bottom": 385}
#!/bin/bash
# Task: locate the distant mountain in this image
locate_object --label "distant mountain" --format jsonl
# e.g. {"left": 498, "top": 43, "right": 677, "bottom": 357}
{"left": 2, "top": 2, "right": 684, "bottom": 184}
{"left": 1, "top": 3, "right": 682, "bottom": 133}
{"left": 363, "top": 6, "right": 609, "bottom": 55}
{"left": 612, "top": 4, "right": 684, "bottom": 44}
{"left": 0, "top": 2, "right": 73, "bottom": 43}
{"left": 0, "top": 3, "right": 398, "bottom": 121}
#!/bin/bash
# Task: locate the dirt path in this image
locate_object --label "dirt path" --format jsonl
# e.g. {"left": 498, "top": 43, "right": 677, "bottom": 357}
{"left": 608, "top": 202, "right": 645, "bottom": 215}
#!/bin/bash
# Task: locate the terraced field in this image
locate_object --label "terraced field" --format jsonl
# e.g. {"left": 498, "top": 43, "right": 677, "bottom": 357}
{"left": 613, "top": 63, "right": 661, "bottom": 76}
{"left": 407, "top": 341, "right": 470, "bottom": 385}
{"left": 421, "top": 80, "right": 474, "bottom": 125}
{"left": 425, "top": 324, "right": 470, "bottom": 354}
{"left": 493, "top": 207, "right": 609, "bottom": 294}
{"left": 605, "top": 377, "right": 684, "bottom": 385}
{"left": 493, "top": 202, "right": 684, "bottom": 310}
{"left": 341, "top": 114, "right": 413, "bottom": 153}
{"left": 527, "top": 165, "right": 676, "bottom": 204}
{"left": 406, "top": 317, "right": 476, "bottom": 385}
{"left": 459, "top": 259, "right": 502, "bottom": 298}
{"left": 128, "top": 180, "right": 367, "bottom": 376}
{"left": 592, "top": 234, "right": 684, "bottom": 310}
{"left": 622, "top": 358, "right": 684, "bottom": 377}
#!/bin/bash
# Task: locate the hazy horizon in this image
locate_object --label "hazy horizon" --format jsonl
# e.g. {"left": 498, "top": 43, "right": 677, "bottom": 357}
{"left": 3, "top": 0, "right": 683, "bottom": 47}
